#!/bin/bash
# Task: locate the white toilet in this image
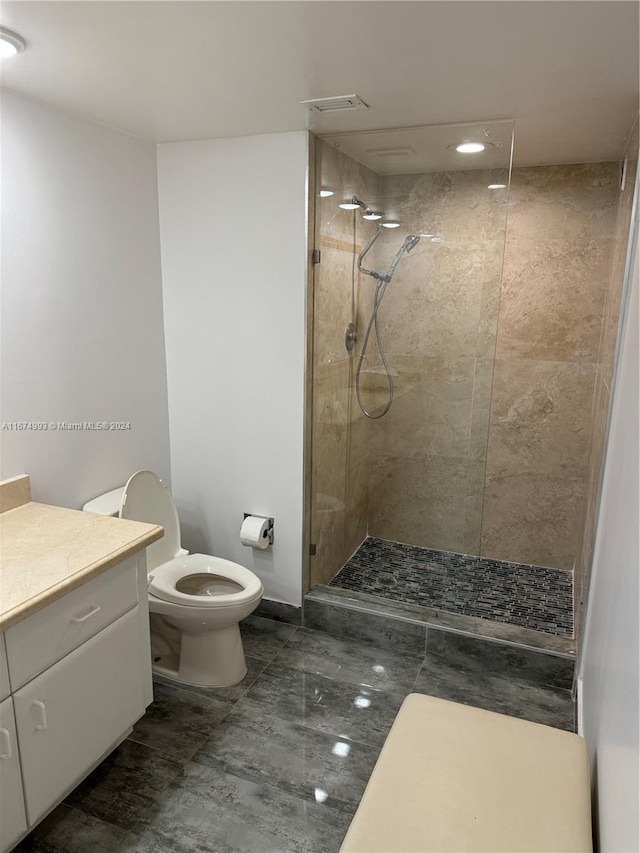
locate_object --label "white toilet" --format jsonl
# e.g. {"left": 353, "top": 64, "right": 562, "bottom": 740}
{"left": 83, "top": 470, "right": 263, "bottom": 687}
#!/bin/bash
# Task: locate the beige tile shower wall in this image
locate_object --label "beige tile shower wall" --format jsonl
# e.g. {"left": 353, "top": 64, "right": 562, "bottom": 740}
{"left": 482, "top": 163, "right": 620, "bottom": 569}
{"left": 574, "top": 120, "right": 638, "bottom": 639}
{"left": 310, "top": 141, "right": 379, "bottom": 586}
{"left": 367, "top": 169, "right": 509, "bottom": 553}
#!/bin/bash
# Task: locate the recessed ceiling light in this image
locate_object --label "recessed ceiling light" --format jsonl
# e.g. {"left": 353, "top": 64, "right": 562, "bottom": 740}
{"left": 381, "top": 221, "right": 401, "bottom": 229}
{"left": 0, "top": 26, "right": 26, "bottom": 58}
{"left": 431, "top": 236, "right": 444, "bottom": 243}
{"left": 319, "top": 189, "right": 334, "bottom": 198}
{"left": 487, "top": 183, "right": 507, "bottom": 190}
{"left": 455, "top": 142, "right": 486, "bottom": 154}
{"left": 420, "top": 232, "right": 435, "bottom": 238}
{"left": 339, "top": 201, "right": 361, "bottom": 210}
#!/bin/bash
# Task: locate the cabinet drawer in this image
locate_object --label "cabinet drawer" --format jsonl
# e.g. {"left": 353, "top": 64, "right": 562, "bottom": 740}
{"left": 0, "top": 696, "right": 28, "bottom": 853}
{"left": 6, "top": 557, "right": 138, "bottom": 690}
{"left": 0, "top": 636, "right": 9, "bottom": 703}
{"left": 13, "top": 607, "right": 146, "bottom": 826}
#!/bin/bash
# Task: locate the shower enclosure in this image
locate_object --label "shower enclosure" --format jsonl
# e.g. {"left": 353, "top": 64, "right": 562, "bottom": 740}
{"left": 306, "top": 118, "right": 627, "bottom": 646}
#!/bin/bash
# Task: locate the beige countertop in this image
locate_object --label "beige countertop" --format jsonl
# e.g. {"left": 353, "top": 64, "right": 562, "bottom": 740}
{"left": 0, "top": 496, "right": 163, "bottom": 632}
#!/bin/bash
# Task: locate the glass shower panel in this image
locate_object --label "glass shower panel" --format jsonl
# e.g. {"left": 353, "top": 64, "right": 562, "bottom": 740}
{"left": 309, "top": 140, "right": 381, "bottom": 586}
{"left": 309, "top": 121, "right": 514, "bottom": 590}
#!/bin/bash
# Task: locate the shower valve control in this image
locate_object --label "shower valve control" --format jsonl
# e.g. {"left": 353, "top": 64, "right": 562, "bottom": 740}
{"left": 345, "top": 322, "right": 357, "bottom": 353}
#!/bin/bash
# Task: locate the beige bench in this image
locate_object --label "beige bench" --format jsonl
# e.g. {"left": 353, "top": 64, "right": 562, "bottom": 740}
{"left": 340, "top": 693, "right": 592, "bottom": 853}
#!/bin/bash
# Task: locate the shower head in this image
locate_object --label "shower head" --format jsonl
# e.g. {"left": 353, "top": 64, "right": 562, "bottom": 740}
{"left": 358, "top": 228, "right": 421, "bottom": 284}
{"left": 386, "top": 234, "right": 421, "bottom": 279}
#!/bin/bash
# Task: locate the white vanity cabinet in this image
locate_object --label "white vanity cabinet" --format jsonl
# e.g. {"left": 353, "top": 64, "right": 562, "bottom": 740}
{"left": 0, "top": 553, "right": 152, "bottom": 852}
{"left": 0, "top": 636, "right": 27, "bottom": 852}
{"left": 13, "top": 608, "right": 146, "bottom": 826}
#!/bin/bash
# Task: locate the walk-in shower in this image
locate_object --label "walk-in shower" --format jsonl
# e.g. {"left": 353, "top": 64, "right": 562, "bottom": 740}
{"left": 307, "top": 118, "right": 625, "bottom": 653}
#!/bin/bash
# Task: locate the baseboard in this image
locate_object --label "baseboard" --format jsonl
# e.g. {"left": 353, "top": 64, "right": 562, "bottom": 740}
{"left": 254, "top": 598, "right": 302, "bottom": 625}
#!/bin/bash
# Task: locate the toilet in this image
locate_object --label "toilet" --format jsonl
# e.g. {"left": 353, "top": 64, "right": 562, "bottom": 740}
{"left": 83, "top": 470, "right": 263, "bottom": 687}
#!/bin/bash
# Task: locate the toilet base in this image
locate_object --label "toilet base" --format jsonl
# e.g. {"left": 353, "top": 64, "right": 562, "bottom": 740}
{"left": 153, "top": 624, "right": 249, "bottom": 688}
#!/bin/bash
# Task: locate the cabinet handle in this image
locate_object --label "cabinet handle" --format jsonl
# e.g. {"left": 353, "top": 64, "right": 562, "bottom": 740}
{"left": 0, "top": 727, "right": 12, "bottom": 759}
{"left": 33, "top": 700, "right": 48, "bottom": 731}
{"left": 71, "top": 604, "right": 101, "bottom": 623}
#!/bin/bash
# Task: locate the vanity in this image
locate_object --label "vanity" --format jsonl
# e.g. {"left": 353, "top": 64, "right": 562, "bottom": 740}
{"left": 0, "top": 475, "right": 163, "bottom": 853}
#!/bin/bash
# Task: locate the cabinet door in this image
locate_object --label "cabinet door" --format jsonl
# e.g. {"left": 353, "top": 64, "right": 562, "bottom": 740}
{"left": 0, "top": 696, "right": 28, "bottom": 853}
{"left": 0, "top": 636, "right": 9, "bottom": 702}
{"left": 13, "top": 608, "right": 145, "bottom": 826}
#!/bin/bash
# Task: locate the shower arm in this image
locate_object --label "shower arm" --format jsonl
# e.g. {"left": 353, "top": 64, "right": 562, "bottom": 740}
{"left": 357, "top": 225, "right": 390, "bottom": 284}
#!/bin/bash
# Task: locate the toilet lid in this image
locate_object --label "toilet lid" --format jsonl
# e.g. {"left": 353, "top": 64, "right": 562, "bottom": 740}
{"left": 120, "top": 470, "right": 181, "bottom": 571}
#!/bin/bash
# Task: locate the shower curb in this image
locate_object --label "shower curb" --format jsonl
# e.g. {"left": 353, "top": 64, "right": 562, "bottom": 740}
{"left": 305, "top": 585, "right": 576, "bottom": 660}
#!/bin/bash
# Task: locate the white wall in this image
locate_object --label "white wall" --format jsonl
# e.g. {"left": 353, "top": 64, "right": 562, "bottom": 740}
{"left": 0, "top": 90, "right": 171, "bottom": 508}
{"left": 157, "top": 132, "right": 308, "bottom": 606}
{"left": 580, "top": 187, "right": 639, "bottom": 851}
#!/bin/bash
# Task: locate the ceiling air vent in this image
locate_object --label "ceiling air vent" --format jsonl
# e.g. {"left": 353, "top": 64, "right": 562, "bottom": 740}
{"left": 370, "top": 147, "right": 416, "bottom": 159}
{"left": 299, "top": 94, "right": 369, "bottom": 113}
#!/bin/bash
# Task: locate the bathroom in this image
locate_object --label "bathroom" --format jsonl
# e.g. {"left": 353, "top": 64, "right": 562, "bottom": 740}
{"left": 0, "top": 2, "right": 638, "bottom": 851}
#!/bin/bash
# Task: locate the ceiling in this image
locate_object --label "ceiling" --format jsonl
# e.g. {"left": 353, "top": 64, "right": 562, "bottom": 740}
{"left": 324, "top": 119, "right": 514, "bottom": 175}
{"left": 1, "top": 1, "right": 638, "bottom": 166}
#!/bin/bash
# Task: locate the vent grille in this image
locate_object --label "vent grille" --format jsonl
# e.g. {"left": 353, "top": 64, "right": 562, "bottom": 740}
{"left": 370, "top": 147, "right": 416, "bottom": 159}
{"left": 300, "top": 94, "right": 369, "bottom": 113}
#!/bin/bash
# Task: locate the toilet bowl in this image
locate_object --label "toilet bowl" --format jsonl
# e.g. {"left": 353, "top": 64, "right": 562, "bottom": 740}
{"left": 83, "top": 470, "right": 263, "bottom": 687}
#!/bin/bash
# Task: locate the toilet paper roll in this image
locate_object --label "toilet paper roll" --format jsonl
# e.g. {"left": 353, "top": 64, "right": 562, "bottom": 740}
{"left": 240, "top": 515, "right": 271, "bottom": 549}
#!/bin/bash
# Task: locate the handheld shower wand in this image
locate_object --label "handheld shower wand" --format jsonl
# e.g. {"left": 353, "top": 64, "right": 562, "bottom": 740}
{"left": 355, "top": 227, "right": 421, "bottom": 419}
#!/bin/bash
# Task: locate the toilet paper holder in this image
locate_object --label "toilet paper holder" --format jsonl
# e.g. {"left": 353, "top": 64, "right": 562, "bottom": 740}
{"left": 242, "top": 513, "right": 274, "bottom": 545}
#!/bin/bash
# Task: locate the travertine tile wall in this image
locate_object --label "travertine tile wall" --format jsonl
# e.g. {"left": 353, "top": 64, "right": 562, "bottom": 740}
{"left": 310, "top": 141, "right": 378, "bottom": 585}
{"left": 482, "top": 163, "right": 620, "bottom": 569}
{"left": 365, "top": 170, "right": 510, "bottom": 553}
{"left": 574, "top": 120, "right": 638, "bottom": 639}
{"left": 366, "top": 163, "right": 621, "bottom": 572}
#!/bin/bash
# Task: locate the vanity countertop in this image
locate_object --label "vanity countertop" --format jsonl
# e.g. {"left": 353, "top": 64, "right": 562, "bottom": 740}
{"left": 0, "top": 488, "right": 163, "bottom": 632}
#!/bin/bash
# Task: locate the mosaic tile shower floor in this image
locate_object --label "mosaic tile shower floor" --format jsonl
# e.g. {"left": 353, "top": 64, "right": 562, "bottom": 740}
{"left": 329, "top": 538, "right": 573, "bottom": 637}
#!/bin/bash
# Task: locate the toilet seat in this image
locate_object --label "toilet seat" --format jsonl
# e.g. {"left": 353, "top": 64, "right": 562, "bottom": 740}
{"left": 120, "top": 470, "right": 263, "bottom": 610}
{"left": 120, "top": 470, "right": 181, "bottom": 570}
{"left": 149, "top": 554, "right": 263, "bottom": 608}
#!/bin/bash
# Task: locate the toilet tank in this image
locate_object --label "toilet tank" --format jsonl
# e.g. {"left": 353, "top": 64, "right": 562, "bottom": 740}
{"left": 82, "top": 486, "right": 125, "bottom": 517}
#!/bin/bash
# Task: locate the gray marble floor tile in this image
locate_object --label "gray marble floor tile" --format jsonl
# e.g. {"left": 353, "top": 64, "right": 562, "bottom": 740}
{"left": 274, "top": 626, "right": 423, "bottom": 692}
{"left": 130, "top": 760, "right": 351, "bottom": 853}
{"left": 304, "top": 598, "right": 426, "bottom": 656}
{"left": 426, "top": 628, "right": 575, "bottom": 689}
{"left": 153, "top": 655, "right": 267, "bottom": 703}
{"left": 413, "top": 660, "right": 576, "bottom": 731}
{"left": 193, "top": 700, "right": 380, "bottom": 811}
{"left": 244, "top": 661, "right": 406, "bottom": 747}
{"left": 129, "top": 682, "right": 234, "bottom": 759}
{"left": 15, "top": 805, "right": 139, "bottom": 852}
{"left": 239, "top": 615, "right": 299, "bottom": 661}
{"left": 65, "top": 739, "right": 185, "bottom": 833}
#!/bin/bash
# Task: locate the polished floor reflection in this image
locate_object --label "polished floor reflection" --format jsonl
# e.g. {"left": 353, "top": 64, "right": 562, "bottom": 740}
{"left": 17, "top": 614, "right": 575, "bottom": 853}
